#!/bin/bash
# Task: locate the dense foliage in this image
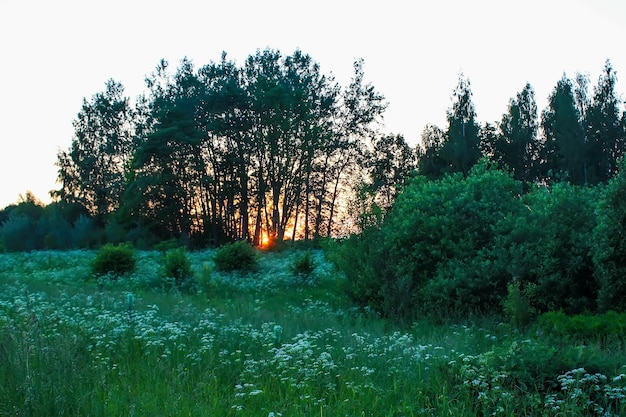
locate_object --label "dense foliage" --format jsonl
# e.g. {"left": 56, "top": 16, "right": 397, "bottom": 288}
{"left": 1, "top": 51, "right": 626, "bottom": 325}
{"left": 2, "top": 250, "right": 626, "bottom": 416}
{"left": 161, "top": 247, "right": 196, "bottom": 293}
{"left": 91, "top": 242, "right": 136, "bottom": 278}
{"left": 330, "top": 158, "right": 626, "bottom": 319}
{"left": 213, "top": 240, "right": 258, "bottom": 272}
{"left": 52, "top": 50, "right": 400, "bottom": 246}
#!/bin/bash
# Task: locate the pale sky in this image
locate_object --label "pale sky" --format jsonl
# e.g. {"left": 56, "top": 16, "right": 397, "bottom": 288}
{"left": 1, "top": 0, "right": 625, "bottom": 208}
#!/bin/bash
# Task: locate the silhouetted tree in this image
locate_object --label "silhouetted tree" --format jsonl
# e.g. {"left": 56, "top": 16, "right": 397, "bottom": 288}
{"left": 55, "top": 79, "right": 135, "bottom": 226}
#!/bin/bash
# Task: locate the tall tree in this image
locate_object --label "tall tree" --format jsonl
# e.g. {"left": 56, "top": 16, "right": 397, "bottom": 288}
{"left": 418, "top": 74, "right": 481, "bottom": 177}
{"left": 313, "top": 58, "right": 386, "bottom": 238}
{"left": 243, "top": 49, "right": 340, "bottom": 242}
{"left": 585, "top": 60, "right": 624, "bottom": 184}
{"left": 55, "top": 79, "right": 135, "bottom": 226}
{"left": 121, "top": 58, "right": 205, "bottom": 240}
{"left": 417, "top": 123, "right": 446, "bottom": 178}
{"left": 495, "top": 83, "right": 540, "bottom": 182}
{"left": 540, "top": 75, "right": 586, "bottom": 184}
{"left": 440, "top": 74, "right": 481, "bottom": 175}
{"left": 369, "top": 133, "right": 415, "bottom": 211}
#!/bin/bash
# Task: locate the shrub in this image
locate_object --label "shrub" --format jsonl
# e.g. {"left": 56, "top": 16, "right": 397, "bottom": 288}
{"left": 92, "top": 243, "right": 136, "bottom": 278}
{"left": 593, "top": 158, "right": 626, "bottom": 312}
{"left": 213, "top": 240, "right": 258, "bottom": 272}
{"left": 503, "top": 281, "right": 536, "bottom": 328}
{"left": 0, "top": 214, "right": 34, "bottom": 251}
{"left": 507, "top": 183, "right": 598, "bottom": 314}
{"left": 291, "top": 250, "right": 316, "bottom": 280}
{"left": 161, "top": 247, "right": 195, "bottom": 293}
{"left": 378, "top": 161, "right": 523, "bottom": 317}
{"left": 538, "top": 310, "right": 626, "bottom": 344}
{"left": 324, "top": 230, "right": 388, "bottom": 315}
{"left": 154, "top": 238, "right": 183, "bottom": 252}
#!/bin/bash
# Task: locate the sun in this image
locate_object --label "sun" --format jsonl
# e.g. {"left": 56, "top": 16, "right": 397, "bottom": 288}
{"left": 261, "top": 234, "right": 271, "bottom": 248}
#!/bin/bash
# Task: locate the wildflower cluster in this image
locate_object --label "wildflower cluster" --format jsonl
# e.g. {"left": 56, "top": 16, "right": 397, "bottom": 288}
{"left": 2, "top": 249, "right": 626, "bottom": 416}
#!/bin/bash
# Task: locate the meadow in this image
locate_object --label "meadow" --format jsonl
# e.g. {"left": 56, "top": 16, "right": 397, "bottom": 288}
{"left": 1, "top": 249, "right": 626, "bottom": 416}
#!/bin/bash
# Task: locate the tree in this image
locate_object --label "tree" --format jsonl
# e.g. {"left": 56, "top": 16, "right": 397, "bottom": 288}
{"left": 540, "top": 75, "right": 586, "bottom": 184}
{"left": 369, "top": 133, "right": 415, "bottom": 211}
{"left": 121, "top": 58, "right": 206, "bottom": 241}
{"left": 337, "top": 160, "right": 524, "bottom": 318}
{"left": 494, "top": 83, "right": 540, "bottom": 183}
{"left": 417, "top": 123, "right": 446, "bottom": 178}
{"left": 494, "top": 183, "right": 598, "bottom": 314}
{"left": 58, "top": 50, "right": 388, "bottom": 246}
{"left": 243, "top": 49, "right": 341, "bottom": 243}
{"left": 585, "top": 60, "right": 624, "bottom": 184}
{"left": 311, "top": 58, "right": 386, "bottom": 238}
{"left": 55, "top": 79, "right": 135, "bottom": 226}
{"left": 440, "top": 74, "right": 481, "bottom": 175}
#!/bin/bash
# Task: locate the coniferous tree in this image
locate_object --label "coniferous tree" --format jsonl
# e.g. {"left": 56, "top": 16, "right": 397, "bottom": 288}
{"left": 495, "top": 83, "right": 540, "bottom": 183}
{"left": 540, "top": 75, "right": 586, "bottom": 184}
{"left": 440, "top": 74, "right": 481, "bottom": 175}
{"left": 585, "top": 60, "right": 624, "bottom": 184}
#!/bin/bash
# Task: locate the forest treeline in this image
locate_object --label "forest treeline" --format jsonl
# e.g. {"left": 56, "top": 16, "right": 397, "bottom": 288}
{"left": 0, "top": 51, "right": 625, "bottom": 256}
{"left": 50, "top": 49, "right": 411, "bottom": 248}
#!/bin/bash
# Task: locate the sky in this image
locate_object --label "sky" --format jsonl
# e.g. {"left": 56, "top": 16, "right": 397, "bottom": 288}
{"left": 1, "top": 0, "right": 625, "bottom": 208}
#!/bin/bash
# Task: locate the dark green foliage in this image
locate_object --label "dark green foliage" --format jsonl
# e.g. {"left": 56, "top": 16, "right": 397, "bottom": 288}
{"left": 496, "top": 182, "right": 599, "bottom": 314}
{"left": 161, "top": 247, "right": 196, "bottom": 293}
{"left": 540, "top": 75, "right": 586, "bottom": 184}
{"left": 440, "top": 74, "right": 481, "bottom": 175}
{"left": 330, "top": 160, "right": 524, "bottom": 318}
{"left": 416, "top": 75, "right": 481, "bottom": 178}
{"left": 490, "top": 83, "right": 540, "bottom": 183}
{"left": 368, "top": 134, "right": 415, "bottom": 211}
{"left": 0, "top": 215, "right": 35, "bottom": 252}
{"left": 329, "top": 157, "right": 615, "bottom": 319}
{"left": 290, "top": 250, "right": 316, "bottom": 279}
{"left": 585, "top": 60, "right": 624, "bottom": 184}
{"left": 213, "top": 241, "right": 258, "bottom": 272}
{"left": 593, "top": 158, "right": 626, "bottom": 311}
{"left": 384, "top": 161, "right": 523, "bottom": 317}
{"left": 154, "top": 238, "right": 184, "bottom": 252}
{"left": 503, "top": 281, "right": 536, "bottom": 328}
{"left": 92, "top": 243, "right": 136, "bottom": 277}
{"left": 538, "top": 311, "right": 626, "bottom": 344}
{"left": 325, "top": 229, "right": 387, "bottom": 313}
{"left": 54, "top": 79, "right": 135, "bottom": 227}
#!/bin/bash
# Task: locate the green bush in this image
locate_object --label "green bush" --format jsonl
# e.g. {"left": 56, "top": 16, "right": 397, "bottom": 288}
{"left": 538, "top": 310, "right": 626, "bottom": 343}
{"left": 291, "top": 250, "right": 316, "bottom": 280}
{"left": 501, "top": 182, "right": 598, "bottom": 314}
{"left": 162, "top": 247, "right": 195, "bottom": 293}
{"left": 503, "top": 281, "right": 536, "bottom": 328}
{"left": 92, "top": 243, "right": 136, "bottom": 278}
{"left": 154, "top": 238, "right": 183, "bottom": 252}
{"left": 213, "top": 240, "right": 258, "bottom": 272}
{"left": 379, "top": 161, "right": 524, "bottom": 317}
{"left": 324, "top": 229, "right": 388, "bottom": 315}
{"left": 593, "top": 158, "right": 626, "bottom": 312}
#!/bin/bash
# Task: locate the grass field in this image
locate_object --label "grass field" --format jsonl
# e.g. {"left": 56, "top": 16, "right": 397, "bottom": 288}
{"left": 1, "top": 249, "right": 626, "bottom": 416}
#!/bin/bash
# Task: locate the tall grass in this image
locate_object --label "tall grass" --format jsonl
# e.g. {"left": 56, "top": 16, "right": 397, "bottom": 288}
{"left": 0, "top": 249, "right": 625, "bottom": 416}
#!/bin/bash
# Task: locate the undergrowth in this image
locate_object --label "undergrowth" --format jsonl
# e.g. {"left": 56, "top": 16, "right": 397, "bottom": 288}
{"left": 0, "top": 249, "right": 625, "bottom": 416}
